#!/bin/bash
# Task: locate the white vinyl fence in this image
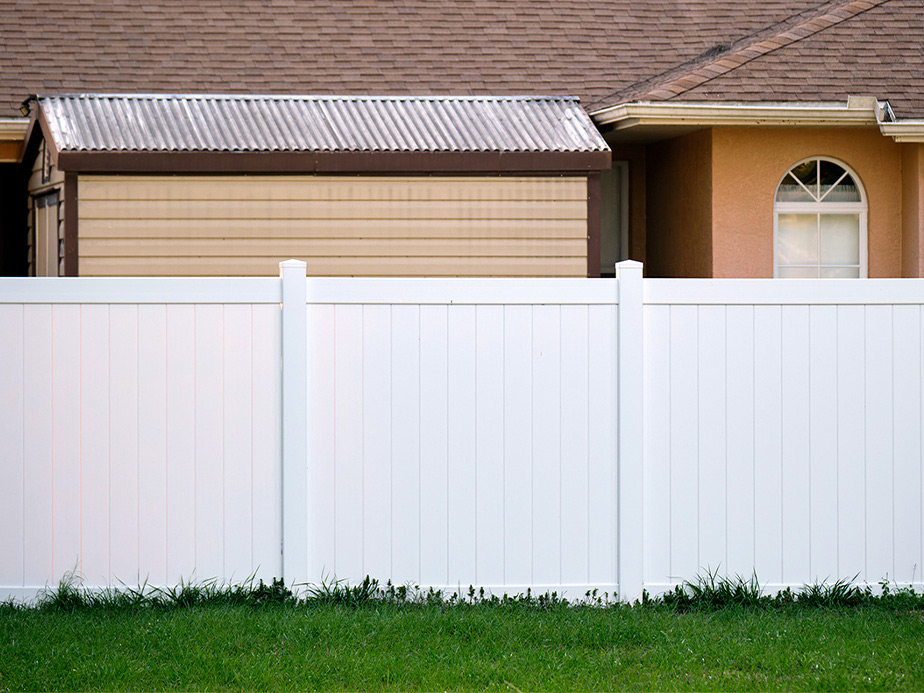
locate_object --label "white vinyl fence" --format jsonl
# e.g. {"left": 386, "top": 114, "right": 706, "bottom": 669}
{"left": 2, "top": 262, "right": 923, "bottom": 601}
{"left": 643, "top": 280, "right": 924, "bottom": 594}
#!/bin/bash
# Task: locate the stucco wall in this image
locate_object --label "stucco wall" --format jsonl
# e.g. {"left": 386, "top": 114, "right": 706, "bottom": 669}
{"left": 645, "top": 130, "right": 713, "bottom": 277}
{"left": 901, "top": 144, "right": 924, "bottom": 278}
{"left": 711, "top": 128, "right": 903, "bottom": 278}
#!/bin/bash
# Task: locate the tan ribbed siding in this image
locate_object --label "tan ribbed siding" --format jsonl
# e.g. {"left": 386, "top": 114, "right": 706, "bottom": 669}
{"left": 77, "top": 176, "right": 589, "bottom": 277}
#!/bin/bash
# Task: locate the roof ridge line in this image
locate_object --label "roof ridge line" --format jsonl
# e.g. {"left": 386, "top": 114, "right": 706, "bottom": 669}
{"left": 590, "top": 0, "right": 891, "bottom": 109}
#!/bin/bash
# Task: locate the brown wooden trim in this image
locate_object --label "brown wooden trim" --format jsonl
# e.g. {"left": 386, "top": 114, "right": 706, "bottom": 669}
{"left": 586, "top": 173, "right": 601, "bottom": 278}
{"left": 36, "top": 105, "right": 59, "bottom": 163}
{"left": 18, "top": 116, "right": 42, "bottom": 171}
{"left": 63, "top": 173, "right": 78, "bottom": 276}
{"left": 55, "top": 149, "right": 612, "bottom": 174}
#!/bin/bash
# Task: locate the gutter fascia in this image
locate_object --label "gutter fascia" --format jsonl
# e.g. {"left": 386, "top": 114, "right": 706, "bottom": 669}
{"left": 590, "top": 102, "right": 880, "bottom": 129}
{"left": 0, "top": 118, "right": 29, "bottom": 141}
{"left": 878, "top": 122, "right": 924, "bottom": 143}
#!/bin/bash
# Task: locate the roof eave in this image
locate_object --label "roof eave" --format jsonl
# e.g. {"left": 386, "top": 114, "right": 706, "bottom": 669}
{"left": 0, "top": 118, "right": 28, "bottom": 140}
{"left": 879, "top": 122, "right": 924, "bottom": 143}
{"left": 590, "top": 101, "right": 883, "bottom": 129}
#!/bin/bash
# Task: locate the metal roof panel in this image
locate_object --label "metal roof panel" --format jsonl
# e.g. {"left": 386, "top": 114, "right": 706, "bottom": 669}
{"left": 36, "top": 94, "right": 609, "bottom": 154}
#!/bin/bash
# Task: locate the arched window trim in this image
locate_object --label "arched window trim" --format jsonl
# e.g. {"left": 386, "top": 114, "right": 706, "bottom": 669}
{"left": 773, "top": 156, "right": 868, "bottom": 278}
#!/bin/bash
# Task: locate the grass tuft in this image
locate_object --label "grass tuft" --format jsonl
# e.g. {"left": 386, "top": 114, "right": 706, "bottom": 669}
{"left": 13, "top": 571, "right": 924, "bottom": 615}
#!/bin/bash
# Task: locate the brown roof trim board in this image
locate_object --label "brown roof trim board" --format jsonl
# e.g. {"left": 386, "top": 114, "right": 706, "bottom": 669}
{"left": 596, "top": 0, "right": 891, "bottom": 107}
{"left": 54, "top": 149, "right": 611, "bottom": 174}
{"left": 63, "top": 172, "right": 77, "bottom": 276}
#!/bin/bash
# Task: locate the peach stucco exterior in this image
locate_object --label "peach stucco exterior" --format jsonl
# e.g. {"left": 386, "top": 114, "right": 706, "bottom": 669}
{"left": 902, "top": 144, "right": 924, "bottom": 278}
{"left": 644, "top": 127, "right": 918, "bottom": 278}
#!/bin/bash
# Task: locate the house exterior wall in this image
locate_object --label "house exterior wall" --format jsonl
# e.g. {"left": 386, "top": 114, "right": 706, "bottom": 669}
{"left": 76, "top": 175, "right": 589, "bottom": 277}
{"left": 645, "top": 130, "right": 713, "bottom": 277}
{"left": 901, "top": 143, "right": 924, "bottom": 277}
{"left": 711, "top": 128, "right": 903, "bottom": 278}
{"left": 609, "top": 144, "right": 647, "bottom": 268}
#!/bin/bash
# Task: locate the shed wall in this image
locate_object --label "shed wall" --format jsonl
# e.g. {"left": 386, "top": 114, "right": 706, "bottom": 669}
{"left": 27, "top": 140, "right": 65, "bottom": 276}
{"left": 77, "top": 176, "right": 589, "bottom": 277}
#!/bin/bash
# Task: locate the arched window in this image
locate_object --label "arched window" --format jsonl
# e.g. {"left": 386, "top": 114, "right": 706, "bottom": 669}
{"left": 774, "top": 157, "right": 867, "bottom": 278}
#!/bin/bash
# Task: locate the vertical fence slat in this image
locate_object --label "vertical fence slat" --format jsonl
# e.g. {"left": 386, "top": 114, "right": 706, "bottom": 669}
{"left": 588, "top": 303, "right": 617, "bottom": 587}
{"left": 837, "top": 305, "right": 866, "bottom": 581}
{"left": 475, "top": 305, "right": 505, "bottom": 587}
{"left": 362, "top": 305, "right": 392, "bottom": 581}
{"left": 80, "top": 304, "right": 110, "bottom": 586}
{"left": 809, "top": 305, "right": 838, "bottom": 582}
{"left": 164, "top": 305, "right": 194, "bottom": 584}
{"left": 644, "top": 304, "right": 672, "bottom": 587}
{"left": 194, "top": 305, "right": 224, "bottom": 580}
{"left": 781, "top": 305, "right": 810, "bottom": 585}
{"left": 23, "top": 305, "right": 53, "bottom": 587}
{"left": 52, "top": 305, "right": 81, "bottom": 585}
{"left": 419, "top": 305, "right": 449, "bottom": 587}
{"left": 334, "top": 304, "right": 364, "bottom": 583}
{"left": 754, "top": 305, "right": 783, "bottom": 586}
{"left": 109, "top": 305, "right": 139, "bottom": 586}
{"left": 865, "top": 305, "right": 893, "bottom": 583}
{"left": 669, "top": 305, "right": 699, "bottom": 582}
{"left": 448, "top": 306, "right": 477, "bottom": 586}
{"left": 697, "top": 305, "right": 726, "bottom": 575}
{"left": 391, "top": 305, "right": 421, "bottom": 584}
{"left": 253, "top": 304, "right": 282, "bottom": 581}
{"left": 725, "top": 305, "right": 755, "bottom": 579}
{"left": 139, "top": 305, "right": 168, "bottom": 585}
{"left": 560, "top": 305, "right": 590, "bottom": 586}
{"left": 504, "top": 305, "right": 533, "bottom": 586}
{"left": 223, "top": 305, "right": 254, "bottom": 581}
{"left": 306, "top": 304, "right": 335, "bottom": 583}
{"left": 0, "top": 305, "right": 25, "bottom": 587}
{"left": 892, "top": 305, "right": 922, "bottom": 584}
{"left": 281, "top": 261, "right": 308, "bottom": 583}
{"left": 532, "top": 305, "right": 561, "bottom": 587}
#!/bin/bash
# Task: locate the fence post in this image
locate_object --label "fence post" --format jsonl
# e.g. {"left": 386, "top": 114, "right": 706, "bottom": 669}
{"left": 280, "top": 259, "right": 308, "bottom": 584}
{"left": 615, "top": 259, "right": 644, "bottom": 602}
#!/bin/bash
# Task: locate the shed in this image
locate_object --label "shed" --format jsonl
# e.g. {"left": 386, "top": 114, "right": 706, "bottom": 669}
{"left": 22, "top": 94, "right": 611, "bottom": 277}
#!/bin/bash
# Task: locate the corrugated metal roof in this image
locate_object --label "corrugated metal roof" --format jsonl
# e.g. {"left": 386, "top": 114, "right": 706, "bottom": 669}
{"left": 36, "top": 94, "right": 609, "bottom": 154}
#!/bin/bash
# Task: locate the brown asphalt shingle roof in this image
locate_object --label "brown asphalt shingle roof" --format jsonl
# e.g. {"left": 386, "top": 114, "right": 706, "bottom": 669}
{"left": 1, "top": 0, "right": 921, "bottom": 119}
{"left": 608, "top": 0, "right": 924, "bottom": 118}
{"left": 0, "top": 0, "right": 834, "bottom": 118}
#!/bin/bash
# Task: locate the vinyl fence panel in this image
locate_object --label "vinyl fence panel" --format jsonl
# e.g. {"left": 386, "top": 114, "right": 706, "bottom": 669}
{"left": 0, "top": 279, "right": 282, "bottom": 599}
{"left": 304, "top": 280, "right": 621, "bottom": 595}
{"left": 643, "top": 280, "right": 924, "bottom": 593}
{"left": 5, "top": 267, "right": 924, "bottom": 602}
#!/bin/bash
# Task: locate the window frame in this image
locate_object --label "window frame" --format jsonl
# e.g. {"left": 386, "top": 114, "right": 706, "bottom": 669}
{"left": 772, "top": 157, "right": 868, "bottom": 278}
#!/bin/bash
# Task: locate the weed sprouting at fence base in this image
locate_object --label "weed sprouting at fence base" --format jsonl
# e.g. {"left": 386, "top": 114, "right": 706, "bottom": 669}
{"left": 10, "top": 570, "right": 924, "bottom": 613}
{"left": 653, "top": 570, "right": 924, "bottom": 612}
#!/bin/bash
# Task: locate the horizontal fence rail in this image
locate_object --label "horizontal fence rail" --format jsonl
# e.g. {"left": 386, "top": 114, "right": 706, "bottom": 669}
{"left": 2, "top": 261, "right": 924, "bottom": 601}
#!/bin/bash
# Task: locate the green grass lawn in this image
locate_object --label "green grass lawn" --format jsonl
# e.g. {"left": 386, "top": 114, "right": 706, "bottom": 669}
{"left": 2, "top": 600, "right": 923, "bottom": 691}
